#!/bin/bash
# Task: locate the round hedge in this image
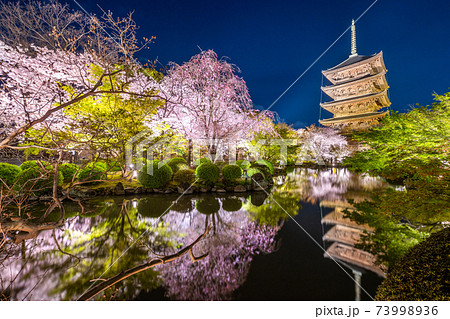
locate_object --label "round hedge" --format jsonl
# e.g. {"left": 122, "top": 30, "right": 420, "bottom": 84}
{"left": 236, "top": 160, "right": 251, "bottom": 169}
{"left": 196, "top": 197, "right": 220, "bottom": 215}
{"left": 138, "top": 160, "right": 173, "bottom": 189}
{"left": 168, "top": 157, "right": 188, "bottom": 174}
{"left": 174, "top": 168, "right": 196, "bottom": 187}
{"left": 0, "top": 163, "right": 21, "bottom": 187}
{"left": 222, "top": 198, "right": 243, "bottom": 212}
{"left": 16, "top": 160, "right": 63, "bottom": 195}
{"left": 77, "top": 162, "right": 107, "bottom": 183}
{"left": 375, "top": 228, "right": 450, "bottom": 301}
{"left": 194, "top": 157, "right": 211, "bottom": 167}
{"left": 59, "top": 163, "right": 79, "bottom": 183}
{"left": 222, "top": 164, "right": 243, "bottom": 181}
{"left": 196, "top": 162, "right": 220, "bottom": 184}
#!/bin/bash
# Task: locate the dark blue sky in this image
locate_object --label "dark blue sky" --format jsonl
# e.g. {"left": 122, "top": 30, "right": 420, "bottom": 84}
{"left": 75, "top": 0, "right": 450, "bottom": 128}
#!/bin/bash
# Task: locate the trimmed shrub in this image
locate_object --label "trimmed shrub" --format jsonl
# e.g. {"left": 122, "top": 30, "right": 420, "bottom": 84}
{"left": 77, "top": 162, "right": 107, "bottom": 183}
{"left": 222, "top": 164, "right": 243, "bottom": 181}
{"left": 196, "top": 197, "right": 220, "bottom": 215}
{"left": 196, "top": 162, "right": 220, "bottom": 184}
{"left": 236, "top": 160, "right": 251, "bottom": 169}
{"left": 16, "top": 160, "right": 63, "bottom": 195}
{"left": 375, "top": 228, "right": 450, "bottom": 301}
{"left": 194, "top": 157, "right": 211, "bottom": 167}
{"left": 254, "top": 159, "right": 274, "bottom": 175}
{"left": 59, "top": 163, "right": 79, "bottom": 183}
{"left": 174, "top": 169, "right": 196, "bottom": 187}
{"left": 138, "top": 160, "right": 173, "bottom": 189}
{"left": 222, "top": 198, "right": 243, "bottom": 212}
{"left": 246, "top": 167, "right": 264, "bottom": 178}
{"left": 168, "top": 157, "right": 189, "bottom": 174}
{"left": 0, "top": 163, "right": 21, "bottom": 187}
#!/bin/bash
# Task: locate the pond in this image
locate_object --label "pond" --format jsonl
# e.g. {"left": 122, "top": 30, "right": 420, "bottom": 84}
{"left": 0, "top": 168, "right": 388, "bottom": 301}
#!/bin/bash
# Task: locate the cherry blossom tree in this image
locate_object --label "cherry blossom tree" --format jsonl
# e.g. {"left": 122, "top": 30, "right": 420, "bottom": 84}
{"left": 158, "top": 50, "right": 275, "bottom": 158}
{"left": 297, "top": 125, "right": 351, "bottom": 165}
{"left": 0, "top": 1, "right": 158, "bottom": 148}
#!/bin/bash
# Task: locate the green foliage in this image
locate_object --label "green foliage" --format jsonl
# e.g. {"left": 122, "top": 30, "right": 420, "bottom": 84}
{"left": 246, "top": 167, "right": 264, "bottom": 178}
{"left": 236, "top": 160, "right": 251, "bottom": 169}
{"left": 196, "top": 197, "right": 220, "bottom": 215}
{"left": 248, "top": 123, "right": 299, "bottom": 165}
{"left": 0, "top": 163, "right": 21, "bottom": 187}
{"left": 375, "top": 228, "right": 450, "bottom": 301}
{"left": 254, "top": 159, "right": 274, "bottom": 175}
{"left": 344, "top": 92, "right": 450, "bottom": 183}
{"left": 58, "top": 163, "right": 79, "bottom": 183}
{"left": 173, "top": 169, "right": 196, "bottom": 187}
{"left": 16, "top": 160, "right": 63, "bottom": 196}
{"left": 168, "top": 157, "right": 188, "bottom": 174}
{"left": 77, "top": 162, "right": 107, "bottom": 184}
{"left": 222, "top": 198, "right": 243, "bottom": 212}
{"left": 138, "top": 160, "right": 173, "bottom": 189}
{"left": 343, "top": 92, "right": 450, "bottom": 266}
{"left": 245, "top": 177, "right": 300, "bottom": 225}
{"left": 194, "top": 157, "right": 211, "bottom": 166}
{"left": 195, "top": 162, "right": 220, "bottom": 184}
{"left": 345, "top": 195, "right": 429, "bottom": 268}
{"left": 222, "top": 164, "right": 243, "bottom": 181}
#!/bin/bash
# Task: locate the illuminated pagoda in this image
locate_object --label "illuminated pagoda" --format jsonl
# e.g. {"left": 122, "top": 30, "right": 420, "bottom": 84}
{"left": 319, "top": 20, "right": 390, "bottom": 131}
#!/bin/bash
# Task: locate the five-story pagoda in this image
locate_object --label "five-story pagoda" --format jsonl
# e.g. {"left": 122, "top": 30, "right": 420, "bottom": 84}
{"left": 319, "top": 20, "right": 390, "bottom": 131}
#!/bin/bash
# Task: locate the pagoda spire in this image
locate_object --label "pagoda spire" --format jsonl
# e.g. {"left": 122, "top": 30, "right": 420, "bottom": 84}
{"left": 350, "top": 19, "right": 357, "bottom": 57}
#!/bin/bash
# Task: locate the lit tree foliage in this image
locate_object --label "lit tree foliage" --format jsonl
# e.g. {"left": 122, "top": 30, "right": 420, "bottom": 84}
{"left": 344, "top": 92, "right": 450, "bottom": 268}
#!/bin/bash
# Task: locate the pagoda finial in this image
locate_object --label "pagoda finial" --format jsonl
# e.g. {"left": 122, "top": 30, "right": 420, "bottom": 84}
{"left": 350, "top": 19, "right": 357, "bottom": 57}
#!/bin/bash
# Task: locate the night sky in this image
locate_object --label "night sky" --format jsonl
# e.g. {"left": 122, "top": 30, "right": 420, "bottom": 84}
{"left": 74, "top": 0, "right": 450, "bottom": 128}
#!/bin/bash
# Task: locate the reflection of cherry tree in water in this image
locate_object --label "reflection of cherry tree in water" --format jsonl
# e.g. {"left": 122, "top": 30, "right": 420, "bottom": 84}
{"left": 158, "top": 199, "right": 279, "bottom": 300}
{"left": 0, "top": 214, "right": 93, "bottom": 300}
{"left": 282, "top": 168, "right": 386, "bottom": 204}
{"left": 0, "top": 198, "right": 178, "bottom": 300}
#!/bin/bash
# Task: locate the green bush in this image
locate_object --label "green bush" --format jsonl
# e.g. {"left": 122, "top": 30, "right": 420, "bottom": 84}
{"left": 77, "top": 162, "right": 107, "bottom": 183}
{"left": 375, "top": 228, "right": 450, "bottom": 301}
{"left": 174, "top": 169, "right": 196, "bottom": 187}
{"left": 196, "top": 162, "right": 220, "bottom": 184}
{"left": 138, "top": 160, "right": 173, "bottom": 189}
{"left": 196, "top": 197, "right": 220, "bottom": 215}
{"left": 168, "top": 157, "right": 189, "bottom": 174}
{"left": 222, "top": 198, "right": 243, "bottom": 212}
{"left": 0, "top": 163, "right": 21, "bottom": 187}
{"left": 253, "top": 159, "right": 274, "bottom": 175}
{"left": 246, "top": 167, "right": 264, "bottom": 178}
{"left": 59, "top": 163, "right": 79, "bottom": 183}
{"left": 16, "top": 160, "right": 63, "bottom": 196}
{"left": 236, "top": 160, "right": 251, "bottom": 169}
{"left": 222, "top": 164, "right": 243, "bottom": 181}
{"left": 194, "top": 157, "right": 211, "bottom": 167}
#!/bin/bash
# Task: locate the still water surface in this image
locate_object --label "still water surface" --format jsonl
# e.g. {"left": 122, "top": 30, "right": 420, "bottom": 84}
{"left": 0, "top": 168, "right": 387, "bottom": 300}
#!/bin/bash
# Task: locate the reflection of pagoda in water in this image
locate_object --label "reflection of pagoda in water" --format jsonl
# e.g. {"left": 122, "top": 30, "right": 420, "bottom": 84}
{"left": 319, "top": 20, "right": 390, "bottom": 131}
{"left": 321, "top": 199, "right": 386, "bottom": 300}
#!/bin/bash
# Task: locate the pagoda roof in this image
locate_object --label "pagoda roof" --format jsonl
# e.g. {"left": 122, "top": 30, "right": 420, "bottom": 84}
{"left": 320, "top": 91, "right": 390, "bottom": 107}
{"left": 319, "top": 111, "right": 389, "bottom": 124}
{"left": 326, "top": 53, "right": 377, "bottom": 71}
